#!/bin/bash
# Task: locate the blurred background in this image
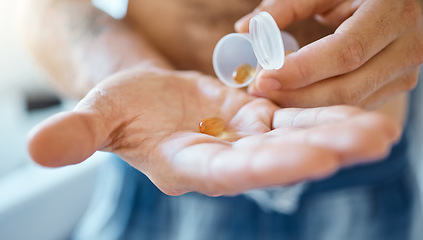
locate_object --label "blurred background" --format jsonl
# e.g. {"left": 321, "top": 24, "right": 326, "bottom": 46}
{"left": 0, "top": 0, "right": 422, "bottom": 239}
{"left": 0, "top": 1, "right": 109, "bottom": 239}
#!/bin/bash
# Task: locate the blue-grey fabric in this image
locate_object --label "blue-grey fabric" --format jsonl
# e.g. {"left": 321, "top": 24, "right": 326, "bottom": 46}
{"left": 72, "top": 130, "right": 420, "bottom": 240}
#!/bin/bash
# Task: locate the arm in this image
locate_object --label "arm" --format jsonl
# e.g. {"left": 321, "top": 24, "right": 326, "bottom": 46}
{"left": 20, "top": 0, "right": 172, "bottom": 97}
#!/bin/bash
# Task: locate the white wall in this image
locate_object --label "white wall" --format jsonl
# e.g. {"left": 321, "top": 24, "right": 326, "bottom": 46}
{"left": 0, "top": 0, "right": 53, "bottom": 175}
{"left": 0, "top": 2, "right": 102, "bottom": 239}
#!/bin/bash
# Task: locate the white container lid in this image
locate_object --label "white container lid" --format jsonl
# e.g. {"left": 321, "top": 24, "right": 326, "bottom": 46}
{"left": 213, "top": 12, "right": 297, "bottom": 88}
{"left": 249, "top": 12, "right": 285, "bottom": 70}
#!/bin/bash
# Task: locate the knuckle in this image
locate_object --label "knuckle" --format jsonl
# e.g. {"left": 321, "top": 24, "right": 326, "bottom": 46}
{"left": 417, "top": 47, "right": 423, "bottom": 65}
{"left": 402, "top": 0, "right": 422, "bottom": 26}
{"left": 366, "top": 137, "right": 390, "bottom": 160}
{"left": 197, "top": 182, "right": 223, "bottom": 196}
{"left": 401, "top": 73, "right": 419, "bottom": 91}
{"left": 205, "top": 180, "right": 228, "bottom": 196}
{"left": 275, "top": 93, "right": 294, "bottom": 108}
{"left": 329, "top": 105, "right": 363, "bottom": 117}
{"left": 333, "top": 86, "right": 363, "bottom": 105}
{"left": 296, "top": 62, "right": 312, "bottom": 85}
{"left": 363, "top": 112, "right": 401, "bottom": 140}
{"left": 339, "top": 35, "right": 367, "bottom": 72}
{"left": 249, "top": 98, "right": 273, "bottom": 109}
{"left": 157, "top": 185, "right": 186, "bottom": 196}
{"left": 410, "top": 35, "right": 423, "bottom": 66}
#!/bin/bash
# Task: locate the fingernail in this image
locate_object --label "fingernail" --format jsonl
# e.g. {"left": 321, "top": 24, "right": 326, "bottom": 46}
{"left": 234, "top": 19, "right": 244, "bottom": 32}
{"left": 258, "top": 78, "right": 281, "bottom": 92}
{"left": 235, "top": 17, "right": 248, "bottom": 32}
{"left": 248, "top": 82, "right": 266, "bottom": 97}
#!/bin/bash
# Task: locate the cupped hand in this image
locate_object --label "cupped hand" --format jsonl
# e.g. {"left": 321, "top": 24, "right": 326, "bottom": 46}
{"left": 236, "top": 0, "right": 423, "bottom": 109}
{"left": 28, "top": 68, "right": 400, "bottom": 196}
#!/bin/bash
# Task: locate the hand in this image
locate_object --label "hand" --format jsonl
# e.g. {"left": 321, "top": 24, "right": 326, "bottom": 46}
{"left": 28, "top": 68, "right": 400, "bottom": 196}
{"left": 236, "top": 0, "right": 423, "bottom": 109}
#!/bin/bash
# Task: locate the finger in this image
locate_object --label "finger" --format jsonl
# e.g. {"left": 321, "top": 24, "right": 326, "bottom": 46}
{"left": 157, "top": 132, "right": 338, "bottom": 196}
{"left": 315, "top": 0, "right": 364, "bottom": 28}
{"left": 211, "top": 111, "right": 399, "bottom": 194}
{"left": 159, "top": 108, "right": 400, "bottom": 196}
{"left": 272, "top": 106, "right": 363, "bottom": 129}
{"left": 300, "top": 112, "right": 401, "bottom": 164}
{"left": 235, "top": 0, "right": 343, "bottom": 33}
{"left": 147, "top": 137, "right": 231, "bottom": 196}
{"left": 269, "top": 111, "right": 401, "bottom": 164}
{"left": 27, "top": 88, "right": 118, "bottom": 167}
{"left": 228, "top": 98, "right": 279, "bottom": 133}
{"left": 27, "top": 111, "right": 105, "bottom": 167}
{"left": 207, "top": 143, "right": 340, "bottom": 195}
{"left": 358, "top": 69, "right": 419, "bottom": 110}
{"left": 257, "top": 0, "right": 410, "bottom": 92}
{"left": 258, "top": 33, "right": 420, "bottom": 108}
{"left": 247, "top": 80, "right": 266, "bottom": 97}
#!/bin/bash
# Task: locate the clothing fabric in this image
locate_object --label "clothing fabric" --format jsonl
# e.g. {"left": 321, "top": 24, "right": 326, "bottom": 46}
{"left": 72, "top": 130, "right": 421, "bottom": 240}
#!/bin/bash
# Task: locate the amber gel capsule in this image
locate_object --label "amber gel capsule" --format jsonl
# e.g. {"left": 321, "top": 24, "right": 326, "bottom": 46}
{"left": 199, "top": 117, "right": 225, "bottom": 137}
{"left": 232, "top": 64, "right": 255, "bottom": 84}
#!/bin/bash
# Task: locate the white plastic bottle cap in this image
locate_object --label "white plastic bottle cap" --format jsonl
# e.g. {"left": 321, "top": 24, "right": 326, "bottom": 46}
{"left": 213, "top": 12, "right": 298, "bottom": 88}
{"left": 213, "top": 33, "right": 259, "bottom": 88}
{"left": 249, "top": 12, "right": 285, "bottom": 70}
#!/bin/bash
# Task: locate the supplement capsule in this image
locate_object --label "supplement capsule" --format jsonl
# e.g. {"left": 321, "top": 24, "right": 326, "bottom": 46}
{"left": 232, "top": 64, "right": 255, "bottom": 84}
{"left": 199, "top": 117, "right": 225, "bottom": 137}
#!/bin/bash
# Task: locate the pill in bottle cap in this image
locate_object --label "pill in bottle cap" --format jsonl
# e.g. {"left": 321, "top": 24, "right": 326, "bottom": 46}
{"left": 213, "top": 12, "right": 299, "bottom": 88}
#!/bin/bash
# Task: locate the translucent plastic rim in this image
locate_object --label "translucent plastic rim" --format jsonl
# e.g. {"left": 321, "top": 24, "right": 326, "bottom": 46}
{"left": 249, "top": 12, "right": 285, "bottom": 70}
{"left": 212, "top": 33, "right": 260, "bottom": 88}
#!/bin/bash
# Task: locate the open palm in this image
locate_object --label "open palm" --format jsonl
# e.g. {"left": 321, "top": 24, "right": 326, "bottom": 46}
{"left": 28, "top": 69, "right": 400, "bottom": 196}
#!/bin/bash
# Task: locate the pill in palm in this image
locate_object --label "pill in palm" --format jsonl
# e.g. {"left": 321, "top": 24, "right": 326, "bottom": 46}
{"left": 199, "top": 117, "right": 226, "bottom": 137}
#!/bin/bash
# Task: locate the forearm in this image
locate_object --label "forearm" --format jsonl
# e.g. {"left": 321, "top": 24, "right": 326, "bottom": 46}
{"left": 19, "top": 0, "right": 172, "bottom": 97}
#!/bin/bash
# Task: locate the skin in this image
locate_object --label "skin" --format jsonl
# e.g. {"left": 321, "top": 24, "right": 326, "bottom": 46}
{"left": 27, "top": 68, "right": 400, "bottom": 196}
{"left": 235, "top": 0, "right": 423, "bottom": 111}
{"left": 21, "top": 0, "right": 405, "bottom": 196}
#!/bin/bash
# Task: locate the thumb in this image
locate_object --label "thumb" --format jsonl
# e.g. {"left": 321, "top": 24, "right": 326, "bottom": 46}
{"left": 28, "top": 89, "right": 114, "bottom": 167}
{"left": 235, "top": 0, "right": 343, "bottom": 33}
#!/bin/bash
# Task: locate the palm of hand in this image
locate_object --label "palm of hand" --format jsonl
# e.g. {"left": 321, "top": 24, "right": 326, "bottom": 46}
{"left": 28, "top": 69, "right": 400, "bottom": 196}
{"left": 90, "top": 70, "right": 278, "bottom": 195}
